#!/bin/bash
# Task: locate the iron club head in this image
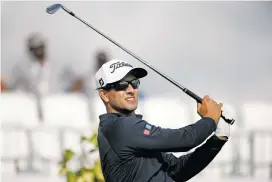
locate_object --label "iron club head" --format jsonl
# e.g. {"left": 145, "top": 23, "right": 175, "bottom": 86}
{"left": 46, "top": 4, "right": 62, "bottom": 14}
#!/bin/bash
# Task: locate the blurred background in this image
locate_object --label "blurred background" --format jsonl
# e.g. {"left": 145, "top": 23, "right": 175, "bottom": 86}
{"left": 1, "top": 1, "right": 272, "bottom": 182}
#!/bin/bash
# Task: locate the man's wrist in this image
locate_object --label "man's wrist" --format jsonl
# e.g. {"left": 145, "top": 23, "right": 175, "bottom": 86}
{"left": 217, "top": 136, "right": 228, "bottom": 141}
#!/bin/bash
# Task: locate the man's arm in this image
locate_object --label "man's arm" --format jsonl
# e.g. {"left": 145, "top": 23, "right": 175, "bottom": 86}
{"left": 122, "top": 116, "right": 217, "bottom": 153}
{"left": 162, "top": 135, "right": 227, "bottom": 181}
{"left": 4, "top": 63, "right": 21, "bottom": 90}
{"left": 103, "top": 96, "right": 222, "bottom": 154}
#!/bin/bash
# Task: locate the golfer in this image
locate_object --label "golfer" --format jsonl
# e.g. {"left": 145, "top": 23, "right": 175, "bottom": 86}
{"left": 95, "top": 59, "right": 231, "bottom": 182}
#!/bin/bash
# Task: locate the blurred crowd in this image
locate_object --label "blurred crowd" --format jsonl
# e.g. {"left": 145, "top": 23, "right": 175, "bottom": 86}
{"left": 1, "top": 32, "right": 109, "bottom": 98}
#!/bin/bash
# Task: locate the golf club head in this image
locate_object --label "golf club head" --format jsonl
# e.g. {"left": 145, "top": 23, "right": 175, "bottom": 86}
{"left": 46, "top": 4, "right": 62, "bottom": 14}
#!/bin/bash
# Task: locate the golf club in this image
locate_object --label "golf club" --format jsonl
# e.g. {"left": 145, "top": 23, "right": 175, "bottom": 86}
{"left": 46, "top": 3, "right": 235, "bottom": 125}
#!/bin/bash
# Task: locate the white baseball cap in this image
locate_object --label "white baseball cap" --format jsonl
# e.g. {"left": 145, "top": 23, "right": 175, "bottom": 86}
{"left": 95, "top": 59, "right": 148, "bottom": 89}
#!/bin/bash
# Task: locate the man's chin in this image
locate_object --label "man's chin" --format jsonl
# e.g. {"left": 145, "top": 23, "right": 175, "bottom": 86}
{"left": 111, "top": 105, "right": 135, "bottom": 115}
{"left": 122, "top": 105, "right": 138, "bottom": 115}
{"left": 126, "top": 105, "right": 137, "bottom": 112}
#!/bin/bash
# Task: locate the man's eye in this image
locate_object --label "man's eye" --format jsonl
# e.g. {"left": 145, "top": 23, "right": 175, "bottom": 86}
{"left": 119, "top": 81, "right": 128, "bottom": 86}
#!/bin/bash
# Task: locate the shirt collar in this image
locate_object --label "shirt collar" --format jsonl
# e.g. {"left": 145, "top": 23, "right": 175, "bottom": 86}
{"left": 99, "top": 112, "right": 143, "bottom": 121}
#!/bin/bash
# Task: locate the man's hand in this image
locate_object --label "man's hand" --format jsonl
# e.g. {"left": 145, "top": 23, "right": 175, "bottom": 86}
{"left": 215, "top": 104, "right": 234, "bottom": 140}
{"left": 197, "top": 95, "right": 222, "bottom": 125}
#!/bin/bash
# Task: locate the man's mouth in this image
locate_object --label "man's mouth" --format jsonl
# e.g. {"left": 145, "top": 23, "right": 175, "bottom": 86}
{"left": 126, "top": 97, "right": 135, "bottom": 101}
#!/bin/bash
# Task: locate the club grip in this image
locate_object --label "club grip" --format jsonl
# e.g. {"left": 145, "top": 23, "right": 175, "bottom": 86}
{"left": 184, "top": 88, "right": 235, "bottom": 125}
{"left": 184, "top": 88, "right": 203, "bottom": 103}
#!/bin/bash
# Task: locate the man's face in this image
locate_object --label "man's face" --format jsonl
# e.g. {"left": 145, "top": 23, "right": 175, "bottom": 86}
{"left": 30, "top": 45, "right": 46, "bottom": 60}
{"left": 102, "top": 74, "right": 139, "bottom": 113}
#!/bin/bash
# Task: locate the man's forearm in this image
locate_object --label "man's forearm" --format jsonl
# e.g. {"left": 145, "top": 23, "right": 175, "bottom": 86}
{"left": 169, "top": 135, "right": 227, "bottom": 181}
{"left": 127, "top": 117, "right": 217, "bottom": 152}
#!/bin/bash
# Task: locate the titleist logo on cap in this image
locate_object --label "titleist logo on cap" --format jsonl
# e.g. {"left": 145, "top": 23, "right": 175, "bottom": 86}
{"left": 110, "top": 62, "right": 133, "bottom": 73}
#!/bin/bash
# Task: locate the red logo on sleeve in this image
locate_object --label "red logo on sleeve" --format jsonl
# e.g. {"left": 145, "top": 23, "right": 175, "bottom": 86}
{"left": 144, "top": 129, "right": 150, "bottom": 135}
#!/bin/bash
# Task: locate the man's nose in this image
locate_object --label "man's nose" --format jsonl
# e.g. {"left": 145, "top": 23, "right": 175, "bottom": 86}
{"left": 126, "top": 84, "right": 135, "bottom": 93}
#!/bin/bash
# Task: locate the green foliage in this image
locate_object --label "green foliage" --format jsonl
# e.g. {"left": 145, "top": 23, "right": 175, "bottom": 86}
{"left": 59, "top": 132, "right": 104, "bottom": 182}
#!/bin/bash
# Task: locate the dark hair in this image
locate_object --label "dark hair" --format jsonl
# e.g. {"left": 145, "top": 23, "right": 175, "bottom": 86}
{"left": 95, "top": 51, "right": 108, "bottom": 72}
{"left": 27, "top": 33, "right": 46, "bottom": 50}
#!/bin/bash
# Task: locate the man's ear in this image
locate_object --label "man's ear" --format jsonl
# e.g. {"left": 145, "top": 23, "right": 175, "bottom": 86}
{"left": 99, "top": 89, "right": 109, "bottom": 103}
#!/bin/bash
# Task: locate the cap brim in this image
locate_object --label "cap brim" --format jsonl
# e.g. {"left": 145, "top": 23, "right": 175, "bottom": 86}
{"left": 126, "top": 67, "right": 148, "bottom": 79}
{"left": 96, "top": 67, "right": 148, "bottom": 90}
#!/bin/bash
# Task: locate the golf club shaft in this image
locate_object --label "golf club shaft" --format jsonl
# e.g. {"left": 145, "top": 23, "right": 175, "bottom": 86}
{"left": 62, "top": 7, "right": 200, "bottom": 99}
{"left": 60, "top": 6, "right": 234, "bottom": 125}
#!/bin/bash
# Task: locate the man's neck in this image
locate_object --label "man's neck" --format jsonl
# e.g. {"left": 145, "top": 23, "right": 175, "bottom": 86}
{"left": 39, "top": 58, "right": 45, "bottom": 66}
{"left": 107, "top": 106, "right": 135, "bottom": 116}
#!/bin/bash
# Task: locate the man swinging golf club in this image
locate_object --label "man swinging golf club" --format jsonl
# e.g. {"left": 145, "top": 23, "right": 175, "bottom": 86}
{"left": 46, "top": 3, "right": 235, "bottom": 125}
{"left": 95, "top": 59, "right": 232, "bottom": 182}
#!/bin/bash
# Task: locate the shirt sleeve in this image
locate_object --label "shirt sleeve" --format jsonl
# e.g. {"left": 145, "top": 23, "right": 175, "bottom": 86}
{"left": 58, "top": 65, "right": 75, "bottom": 92}
{"left": 5, "top": 63, "right": 21, "bottom": 90}
{"left": 125, "top": 116, "right": 217, "bottom": 152}
{"left": 163, "top": 135, "right": 227, "bottom": 181}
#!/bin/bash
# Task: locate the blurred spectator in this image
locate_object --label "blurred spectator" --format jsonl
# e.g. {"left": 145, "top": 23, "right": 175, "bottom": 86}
{"left": 1, "top": 32, "right": 59, "bottom": 96}
{"left": 94, "top": 51, "right": 109, "bottom": 73}
{"left": 61, "top": 50, "right": 109, "bottom": 98}
{"left": 1, "top": 77, "right": 7, "bottom": 92}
